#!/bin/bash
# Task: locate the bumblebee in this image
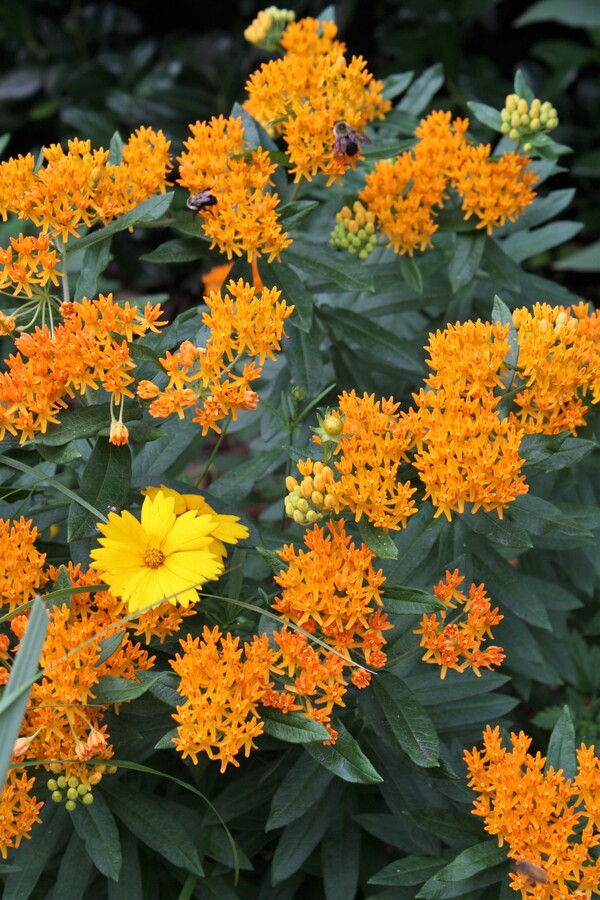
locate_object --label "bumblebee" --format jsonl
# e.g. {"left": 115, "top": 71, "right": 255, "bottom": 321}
{"left": 332, "top": 120, "right": 371, "bottom": 159}
{"left": 511, "top": 859, "right": 549, "bottom": 885}
{"left": 186, "top": 189, "right": 217, "bottom": 213}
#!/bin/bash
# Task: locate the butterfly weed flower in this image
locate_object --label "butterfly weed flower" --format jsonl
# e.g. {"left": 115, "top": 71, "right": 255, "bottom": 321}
{"left": 244, "top": 17, "right": 390, "bottom": 185}
{"left": 414, "top": 569, "right": 505, "bottom": 679}
{"left": 90, "top": 488, "right": 246, "bottom": 613}
{"left": 0, "top": 129, "right": 172, "bottom": 244}
{"left": 315, "top": 390, "right": 418, "bottom": 532}
{"left": 139, "top": 278, "right": 294, "bottom": 436}
{"left": 510, "top": 301, "right": 600, "bottom": 435}
{"left": 0, "top": 516, "right": 48, "bottom": 612}
{"left": 177, "top": 115, "right": 291, "bottom": 263}
{"left": 0, "top": 770, "right": 44, "bottom": 860}
{"left": 464, "top": 726, "right": 600, "bottom": 898}
{"left": 171, "top": 627, "right": 276, "bottom": 773}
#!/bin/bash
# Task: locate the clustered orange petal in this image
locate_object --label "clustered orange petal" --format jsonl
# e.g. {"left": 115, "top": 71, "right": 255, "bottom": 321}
{"left": 510, "top": 301, "right": 600, "bottom": 435}
{"left": 324, "top": 390, "right": 418, "bottom": 531}
{"left": 244, "top": 17, "right": 390, "bottom": 185}
{"left": 465, "top": 726, "right": 600, "bottom": 898}
{"left": 414, "top": 569, "right": 504, "bottom": 678}
{"left": 0, "top": 129, "right": 172, "bottom": 244}
{"left": 138, "top": 278, "right": 294, "bottom": 435}
{"left": 360, "top": 110, "right": 537, "bottom": 254}
{"left": 0, "top": 516, "right": 49, "bottom": 612}
{"left": 171, "top": 627, "right": 276, "bottom": 773}
{"left": 0, "top": 233, "right": 62, "bottom": 298}
{"left": 0, "top": 770, "right": 44, "bottom": 860}
{"left": 177, "top": 115, "right": 291, "bottom": 262}
{"left": 0, "top": 294, "right": 167, "bottom": 443}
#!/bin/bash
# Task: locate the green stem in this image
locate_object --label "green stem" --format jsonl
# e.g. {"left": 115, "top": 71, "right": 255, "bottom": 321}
{"left": 196, "top": 413, "right": 232, "bottom": 485}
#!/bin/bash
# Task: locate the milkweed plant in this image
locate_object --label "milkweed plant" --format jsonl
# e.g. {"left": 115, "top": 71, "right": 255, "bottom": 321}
{"left": 0, "top": 7, "right": 598, "bottom": 900}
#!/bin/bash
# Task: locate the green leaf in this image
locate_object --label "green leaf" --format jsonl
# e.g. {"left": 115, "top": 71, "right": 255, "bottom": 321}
{"left": 71, "top": 792, "right": 122, "bottom": 881}
{"left": 108, "top": 131, "right": 124, "bottom": 165}
{"left": 417, "top": 841, "right": 506, "bottom": 898}
{"left": 321, "top": 792, "right": 361, "bottom": 900}
{"left": 466, "top": 101, "right": 502, "bottom": 132}
{"left": 285, "top": 238, "right": 375, "bottom": 292}
{"left": 266, "top": 754, "right": 334, "bottom": 830}
{"left": 509, "top": 495, "right": 594, "bottom": 545}
{"left": 270, "top": 259, "right": 314, "bottom": 332}
{"left": 514, "top": 0, "right": 600, "bottom": 27}
{"left": 397, "top": 63, "right": 444, "bottom": 116}
{"left": 502, "top": 188, "right": 575, "bottom": 232}
{"left": 501, "top": 221, "right": 583, "bottom": 263}
{"left": 382, "top": 586, "right": 445, "bottom": 615}
{"left": 271, "top": 782, "right": 342, "bottom": 883}
{"left": 74, "top": 238, "right": 112, "bottom": 301}
{"left": 398, "top": 255, "right": 423, "bottom": 293}
{"left": 89, "top": 674, "right": 161, "bottom": 706}
{"left": 304, "top": 719, "right": 383, "bottom": 783}
{"left": 463, "top": 509, "right": 533, "bottom": 549}
{"left": 553, "top": 239, "right": 600, "bottom": 272}
{"left": 208, "top": 449, "right": 284, "bottom": 505}
{"left": 382, "top": 71, "right": 415, "bottom": 100}
{"left": 141, "top": 238, "right": 208, "bottom": 263}
{"left": 546, "top": 705, "right": 577, "bottom": 780}
{"left": 319, "top": 306, "right": 425, "bottom": 373}
{"left": 284, "top": 317, "right": 324, "bottom": 395}
{"left": 371, "top": 674, "right": 440, "bottom": 768}
{"left": 107, "top": 831, "right": 143, "bottom": 900}
{"left": 97, "top": 631, "right": 126, "bottom": 665}
{"left": 67, "top": 438, "right": 132, "bottom": 542}
{"left": 481, "top": 237, "right": 522, "bottom": 295}
{"left": 261, "top": 708, "right": 331, "bottom": 743}
{"left": 369, "top": 855, "right": 447, "bottom": 886}
{"left": 278, "top": 200, "right": 320, "bottom": 230}
{"left": 100, "top": 781, "right": 204, "bottom": 876}
{"left": 0, "top": 597, "right": 48, "bottom": 791}
{"left": 522, "top": 433, "right": 597, "bottom": 471}
{"left": 46, "top": 830, "right": 94, "bottom": 900}
{"left": 1, "top": 804, "right": 67, "bottom": 900}
{"left": 449, "top": 234, "right": 486, "bottom": 292}
{"left": 357, "top": 519, "right": 399, "bottom": 559}
{"left": 67, "top": 193, "right": 174, "bottom": 254}
{"left": 32, "top": 403, "right": 124, "bottom": 446}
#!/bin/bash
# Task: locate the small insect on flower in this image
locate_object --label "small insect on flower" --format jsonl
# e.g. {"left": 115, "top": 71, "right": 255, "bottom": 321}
{"left": 332, "top": 120, "right": 371, "bottom": 159}
{"left": 511, "top": 859, "right": 549, "bottom": 885}
{"left": 186, "top": 189, "right": 217, "bottom": 214}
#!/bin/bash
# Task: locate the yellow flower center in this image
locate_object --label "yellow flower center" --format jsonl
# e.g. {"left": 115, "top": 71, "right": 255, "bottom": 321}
{"left": 144, "top": 548, "right": 165, "bottom": 569}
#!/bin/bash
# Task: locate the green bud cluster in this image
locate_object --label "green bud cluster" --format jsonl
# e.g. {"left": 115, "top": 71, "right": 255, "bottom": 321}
{"left": 244, "top": 7, "right": 295, "bottom": 52}
{"left": 284, "top": 462, "right": 337, "bottom": 526}
{"left": 330, "top": 201, "right": 378, "bottom": 260}
{"left": 47, "top": 775, "right": 94, "bottom": 811}
{"left": 500, "top": 94, "right": 559, "bottom": 145}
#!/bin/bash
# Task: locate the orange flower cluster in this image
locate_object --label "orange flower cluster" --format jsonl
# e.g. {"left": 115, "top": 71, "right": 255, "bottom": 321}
{"left": 169, "top": 519, "right": 389, "bottom": 769}
{"left": 171, "top": 627, "right": 276, "bottom": 773}
{"left": 360, "top": 110, "right": 537, "bottom": 255}
{"left": 137, "top": 278, "right": 294, "bottom": 435}
{"left": 404, "top": 318, "right": 528, "bottom": 520}
{"left": 465, "top": 726, "right": 600, "bottom": 898}
{"left": 313, "top": 390, "right": 418, "bottom": 531}
{"left": 177, "top": 115, "right": 291, "bottom": 263}
{"left": 0, "top": 233, "right": 62, "bottom": 299}
{"left": 0, "top": 770, "right": 44, "bottom": 860}
{"left": 0, "top": 558, "right": 185, "bottom": 857}
{"left": 510, "top": 301, "right": 600, "bottom": 435}
{"left": 0, "top": 293, "right": 167, "bottom": 443}
{"left": 414, "top": 569, "right": 504, "bottom": 679}
{"left": 244, "top": 17, "right": 390, "bottom": 184}
{"left": 0, "top": 128, "right": 172, "bottom": 243}
{"left": 273, "top": 519, "right": 389, "bottom": 662}
{"left": 0, "top": 516, "right": 49, "bottom": 613}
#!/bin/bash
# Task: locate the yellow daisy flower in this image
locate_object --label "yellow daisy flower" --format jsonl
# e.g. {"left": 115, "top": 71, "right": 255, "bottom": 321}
{"left": 90, "top": 489, "right": 243, "bottom": 612}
